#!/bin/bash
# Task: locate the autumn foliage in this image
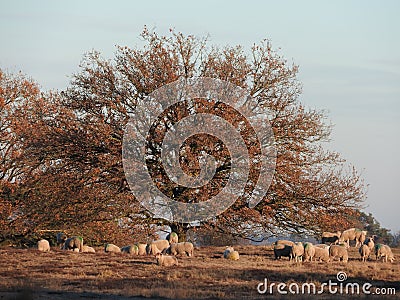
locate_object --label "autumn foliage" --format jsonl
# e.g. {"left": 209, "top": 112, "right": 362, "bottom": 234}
{"left": 0, "top": 28, "right": 366, "bottom": 245}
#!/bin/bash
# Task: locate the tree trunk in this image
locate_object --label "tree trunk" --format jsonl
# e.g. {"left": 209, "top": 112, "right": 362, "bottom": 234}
{"left": 169, "top": 223, "right": 190, "bottom": 242}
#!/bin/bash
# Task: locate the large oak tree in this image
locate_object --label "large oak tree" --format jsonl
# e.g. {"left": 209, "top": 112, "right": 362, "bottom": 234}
{"left": 0, "top": 28, "right": 366, "bottom": 244}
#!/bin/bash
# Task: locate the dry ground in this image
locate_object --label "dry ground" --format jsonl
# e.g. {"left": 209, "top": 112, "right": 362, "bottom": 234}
{"left": 0, "top": 245, "right": 399, "bottom": 299}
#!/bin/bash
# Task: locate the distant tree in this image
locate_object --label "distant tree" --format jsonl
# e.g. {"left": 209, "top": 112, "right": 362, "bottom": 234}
{"left": 357, "top": 211, "right": 393, "bottom": 245}
{"left": 392, "top": 231, "right": 400, "bottom": 248}
{"left": 0, "top": 27, "right": 367, "bottom": 243}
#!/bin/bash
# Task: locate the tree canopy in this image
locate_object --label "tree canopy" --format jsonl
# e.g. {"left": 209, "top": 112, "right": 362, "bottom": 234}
{"left": 0, "top": 28, "right": 367, "bottom": 244}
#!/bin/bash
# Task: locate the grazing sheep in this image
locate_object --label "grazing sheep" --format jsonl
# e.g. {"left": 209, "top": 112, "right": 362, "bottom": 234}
{"left": 166, "top": 242, "right": 194, "bottom": 257}
{"left": 321, "top": 231, "right": 341, "bottom": 245}
{"left": 359, "top": 244, "right": 370, "bottom": 262}
{"left": 121, "top": 244, "right": 139, "bottom": 255}
{"left": 375, "top": 244, "right": 395, "bottom": 263}
{"left": 37, "top": 239, "right": 50, "bottom": 252}
{"left": 339, "top": 228, "right": 367, "bottom": 248}
{"left": 329, "top": 245, "right": 348, "bottom": 262}
{"left": 313, "top": 245, "right": 330, "bottom": 262}
{"left": 63, "top": 236, "right": 83, "bottom": 252}
{"left": 82, "top": 245, "right": 96, "bottom": 253}
{"left": 303, "top": 242, "right": 315, "bottom": 262}
{"left": 274, "top": 240, "right": 295, "bottom": 247}
{"left": 166, "top": 232, "right": 179, "bottom": 244}
{"left": 155, "top": 253, "right": 178, "bottom": 267}
{"left": 56, "top": 232, "right": 67, "bottom": 248}
{"left": 290, "top": 242, "right": 304, "bottom": 262}
{"left": 104, "top": 243, "right": 121, "bottom": 253}
{"left": 147, "top": 240, "right": 170, "bottom": 255}
{"left": 136, "top": 243, "right": 147, "bottom": 255}
{"left": 273, "top": 244, "right": 292, "bottom": 260}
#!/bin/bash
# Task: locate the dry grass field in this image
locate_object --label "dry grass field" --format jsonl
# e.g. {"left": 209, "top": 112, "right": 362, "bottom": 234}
{"left": 0, "top": 245, "right": 399, "bottom": 299}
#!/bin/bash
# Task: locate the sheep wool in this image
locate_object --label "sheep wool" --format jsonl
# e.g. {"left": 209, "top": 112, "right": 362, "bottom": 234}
{"left": 167, "top": 242, "right": 194, "bottom": 257}
{"left": 167, "top": 232, "right": 179, "bottom": 244}
{"left": 136, "top": 243, "right": 147, "bottom": 255}
{"left": 226, "top": 250, "right": 240, "bottom": 261}
{"left": 105, "top": 243, "right": 121, "bottom": 253}
{"left": 37, "top": 239, "right": 50, "bottom": 252}
{"left": 156, "top": 253, "right": 178, "bottom": 267}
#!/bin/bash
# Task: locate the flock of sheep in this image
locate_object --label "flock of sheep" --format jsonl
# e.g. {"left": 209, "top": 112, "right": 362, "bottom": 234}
{"left": 36, "top": 232, "right": 200, "bottom": 266}
{"left": 35, "top": 227, "right": 395, "bottom": 266}
{"left": 273, "top": 227, "right": 396, "bottom": 263}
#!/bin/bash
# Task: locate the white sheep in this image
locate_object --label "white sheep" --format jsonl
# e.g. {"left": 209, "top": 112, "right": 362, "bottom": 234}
{"left": 375, "top": 244, "right": 395, "bottom": 263}
{"left": 82, "top": 245, "right": 96, "bottom": 253}
{"left": 121, "top": 244, "right": 139, "bottom": 255}
{"left": 147, "top": 240, "right": 170, "bottom": 255}
{"left": 313, "top": 245, "right": 330, "bottom": 262}
{"left": 339, "top": 228, "right": 366, "bottom": 248}
{"left": 104, "top": 243, "right": 121, "bottom": 253}
{"left": 359, "top": 244, "right": 370, "bottom": 262}
{"left": 155, "top": 253, "right": 178, "bottom": 267}
{"left": 136, "top": 243, "right": 147, "bottom": 255}
{"left": 290, "top": 242, "right": 304, "bottom": 262}
{"left": 303, "top": 242, "right": 315, "bottom": 262}
{"left": 166, "top": 232, "right": 179, "bottom": 244}
{"left": 37, "top": 239, "right": 50, "bottom": 252}
{"left": 166, "top": 242, "right": 194, "bottom": 257}
{"left": 329, "top": 245, "right": 348, "bottom": 262}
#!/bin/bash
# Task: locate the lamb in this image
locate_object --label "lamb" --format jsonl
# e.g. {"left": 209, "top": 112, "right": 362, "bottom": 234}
{"left": 375, "top": 244, "right": 395, "bottom": 263}
{"left": 339, "top": 228, "right": 367, "bottom": 248}
{"left": 359, "top": 244, "right": 370, "bottom": 262}
{"left": 329, "top": 244, "right": 348, "bottom": 262}
{"left": 37, "top": 239, "right": 50, "bottom": 252}
{"left": 290, "top": 242, "right": 304, "bottom": 262}
{"left": 82, "top": 245, "right": 96, "bottom": 253}
{"left": 313, "top": 245, "right": 330, "bottom": 262}
{"left": 165, "top": 242, "right": 194, "bottom": 257}
{"left": 147, "top": 240, "right": 170, "bottom": 255}
{"left": 223, "top": 246, "right": 239, "bottom": 260}
{"left": 166, "top": 232, "right": 179, "bottom": 244}
{"left": 273, "top": 243, "right": 292, "bottom": 260}
{"left": 121, "top": 244, "right": 139, "bottom": 255}
{"left": 56, "top": 232, "right": 67, "bottom": 248}
{"left": 303, "top": 242, "right": 315, "bottom": 262}
{"left": 155, "top": 253, "right": 178, "bottom": 267}
{"left": 321, "top": 231, "right": 341, "bottom": 245}
{"left": 136, "top": 243, "right": 147, "bottom": 255}
{"left": 104, "top": 243, "right": 121, "bottom": 253}
{"left": 62, "top": 236, "right": 83, "bottom": 252}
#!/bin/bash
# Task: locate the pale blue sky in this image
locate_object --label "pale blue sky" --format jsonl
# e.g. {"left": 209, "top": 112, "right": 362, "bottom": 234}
{"left": 1, "top": 0, "right": 399, "bottom": 231}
